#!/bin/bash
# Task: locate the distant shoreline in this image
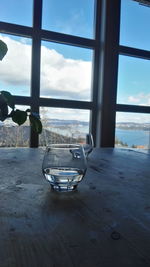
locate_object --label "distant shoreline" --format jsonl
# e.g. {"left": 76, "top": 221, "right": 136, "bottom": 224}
{"left": 0, "top": 121, "right": 150, "bottom": 148}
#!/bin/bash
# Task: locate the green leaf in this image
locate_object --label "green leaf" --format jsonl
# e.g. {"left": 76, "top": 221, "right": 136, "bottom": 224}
{"left": 11, "top": 110, "right": 27, "bottom": 125}
{"left": 0, "top": 40, "right": 8, "bottom": 60}
{"left": 0, "top": 95, "right": 8, "bottom": 121}
{"left": 0, "top": 91, "right": 15, "bottom": 109}
{"left": 29, "top": 114, "right": 42, "bottom": 134}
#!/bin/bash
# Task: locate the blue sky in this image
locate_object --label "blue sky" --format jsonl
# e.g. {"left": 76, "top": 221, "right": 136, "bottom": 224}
{"left": 1, "top": 0, "right": 94, "bottom": 37}
{"left": 120, "top": 0, "right": 150, "bottom": 51}
{"left": 118, "top": 0, "right": 150, "bottom": 108}
{"left": 0, "top": 0, "right": 150, "bottom": 123}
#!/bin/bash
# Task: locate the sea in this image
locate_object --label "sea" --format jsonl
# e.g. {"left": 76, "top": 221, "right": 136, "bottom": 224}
{"left": 49, "top": 125, "right": 150, "bottom": 148}
{"left": 115, "top": 128, "right": 150, "bottom": 147}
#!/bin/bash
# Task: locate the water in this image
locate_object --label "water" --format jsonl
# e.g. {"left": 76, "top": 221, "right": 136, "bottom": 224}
{"left": 47, "top": 125, "right": 150, "bottom": 148}
{"left": 116, "top": 129, "right": 150, "bottom": 147}
{"left": 43, "top": 167, "right": 85, "bottom": 191}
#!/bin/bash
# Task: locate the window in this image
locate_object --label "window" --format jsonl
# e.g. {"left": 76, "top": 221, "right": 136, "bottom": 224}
{"left": 115, "top": 112, "right": 150, "bottom": 151}
{"left": 39, "top": 107, "right": 90, "bottom": 146}
{"left": 116, "top": 0, "right": 150, "bottom": 151}
{"left": 120, "top": 0, "right": 150, "bottom": 50}
{"left": 0, "top": 105, "right": 30, "bottom": 147}
{"left": 0, "top": 0, "right": 96, "bottom": 147}
{"left": 0, "top": 34, "right": 32, "bottom": 96}
{"left": 42, "top": 0, "right": 95, "bottom": 39}
{"left": 3, "top": 0, "right": 147, "bottom": 148}
{"left": 1, "top": 0, "right": 33, "bottom": 27}
{"left": 117, "top": 55, "right": 150, "bottom": 106}
{"left": 40, "top": 41, "right": 93, "bottom": 101}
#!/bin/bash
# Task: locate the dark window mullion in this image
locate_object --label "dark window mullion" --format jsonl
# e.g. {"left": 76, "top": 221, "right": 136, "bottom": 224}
{"left": 100, "top": 0, "right": 121, "bottom": 147}
{"left": 39, "top": 98, "right": 93, "bottom": 110}
{"left": 119, "top": 45, "right": 150, "bottom": 60}
{"left": 41, "top": 29, "right": 96, "bottom": 49}
{"left": 116, "top": 104, "right": 150, "bottom": 114}
{"left": 30, "top": 0, "right": 42, "bottom": 147}
{"left": 90, "top": 0, "right": 102, "bottom": 146}
{"left": 0, "top": 22, "right": 33, "bottom": 37}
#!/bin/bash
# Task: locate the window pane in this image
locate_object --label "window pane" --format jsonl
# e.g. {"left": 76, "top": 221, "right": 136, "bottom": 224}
{"left": 115, "top": 112, "right": 150, "bottom": 151}
{"left": 39, "top": 107, "right": 90, "bottom": 146}
{"left": 117, "top": 55, "right": 150, "bottom": 106}
{"left": 42, "top": 0, "right": 95, "bottom": 39}
{"left": 0, "top": 105, "right": 30, "bottom": 147}
{"left": 1, "top": 0, "right": 33, "bottom": 26}
{"left": 40, "top": 41, "right": 93, "bottom": 101}
{"left": 120, "top": 0, "right": 150, "bottom": 50}
{"left": 0, "top": 34, "right": 31, "bottom": 96}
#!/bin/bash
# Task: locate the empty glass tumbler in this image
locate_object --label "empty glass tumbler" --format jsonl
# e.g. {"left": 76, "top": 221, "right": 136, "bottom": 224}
{"left": 42, "top": 144, "right": 87, "bottom": 192}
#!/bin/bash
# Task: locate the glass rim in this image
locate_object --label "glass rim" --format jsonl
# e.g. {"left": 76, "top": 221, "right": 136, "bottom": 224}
{"left": 46, "top": 144, "right": 83, "bottom": 149}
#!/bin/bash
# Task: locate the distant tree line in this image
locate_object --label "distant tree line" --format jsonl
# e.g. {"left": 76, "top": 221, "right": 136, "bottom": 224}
{"left": 0, "top": 125, "right": 85, "bottom": 147}
{"left": 115, "top": 137, "right": 138, "bottom": 148}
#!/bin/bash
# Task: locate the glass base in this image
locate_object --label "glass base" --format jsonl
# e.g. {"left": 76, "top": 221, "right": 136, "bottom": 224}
{"left": 51, "top": 184, "right": 77, "bottom": 192}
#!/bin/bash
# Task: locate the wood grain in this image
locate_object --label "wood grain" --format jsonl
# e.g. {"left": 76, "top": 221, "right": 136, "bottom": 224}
{"left": 0, "top": 148, "right": 150, "bottom": 266}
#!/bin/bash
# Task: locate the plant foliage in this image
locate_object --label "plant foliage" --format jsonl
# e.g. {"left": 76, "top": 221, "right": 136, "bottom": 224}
{"left": 0, "top": 40, "right": 8, "bottom": 60}
{"left": 0, "top": 40, "right": 42, "bottom": 134}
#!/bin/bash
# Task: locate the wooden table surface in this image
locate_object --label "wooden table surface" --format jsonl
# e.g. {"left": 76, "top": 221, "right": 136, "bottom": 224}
{"left": 0, "top": 147, "right": 150, "bottom": 267}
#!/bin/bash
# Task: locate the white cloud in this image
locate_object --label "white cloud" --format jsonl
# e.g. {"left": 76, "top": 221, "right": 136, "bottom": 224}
{"left": 40, "top": 45, "right": 92, "bottom": 100}
{"left": 1, "top": 35, "right": 149, "bottom": 124}
{"left": 116, "top": 112, "right": 150, "bottom": 123}
{"left": 40, "top": 107, "right": 90, "bottom": 122}
{"left": 128, "top": 96, "right": 140, "bottom": 103}
{"left": 120, "top": 92, "right": 150, "bottom": 123}
{"left": 128, "top": 93, "right": 150, "bottom": 106}
{"left": 0, "top": 35, "right": 31, "bottom": 86}
{"left": 0, "top": 35, "right": 92, "bottom": 101}
{"left": 0, "top": 35, "right": 92, "bottom": 121}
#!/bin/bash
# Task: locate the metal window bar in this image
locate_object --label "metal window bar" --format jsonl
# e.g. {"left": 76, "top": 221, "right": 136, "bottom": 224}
{"left": 1, "top": 0, "right": 149, "bottom": 147}
{"left": 0, "top": 0, "right": 99, "bottom": 147}
{"left": 117, "top": 0, "right": 150, "bottom": 130}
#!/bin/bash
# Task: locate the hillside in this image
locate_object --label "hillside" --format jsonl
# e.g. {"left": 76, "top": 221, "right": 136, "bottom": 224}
{"left": 0, "top": 125, "right": 83, "bottom": 147}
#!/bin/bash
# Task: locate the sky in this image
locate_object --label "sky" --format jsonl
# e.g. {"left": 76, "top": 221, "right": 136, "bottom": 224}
{"left": 0, "top": 0, "right": 150, "bottom": 124}
{"left": 118, "top": 0, "right": 150, "bottom": 110}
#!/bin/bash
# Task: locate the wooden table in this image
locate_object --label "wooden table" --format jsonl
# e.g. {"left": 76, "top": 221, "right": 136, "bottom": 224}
{"left": 0, "top": 147, "right": 150, "bottom": 267}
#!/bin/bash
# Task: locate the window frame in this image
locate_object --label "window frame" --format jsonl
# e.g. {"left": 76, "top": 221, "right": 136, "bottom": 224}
{"left": 0, "top": 0, "right": 98, "bottom": 147}
{"left": 117, "top": 0, "right": 150, "bottom": 132}
{"left": 3, "top": 0, "right": 148, "bottom": 148}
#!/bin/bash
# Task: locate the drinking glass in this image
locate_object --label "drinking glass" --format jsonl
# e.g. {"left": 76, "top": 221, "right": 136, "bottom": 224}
{"left": 42, "top": 144, "right": 87, "bottom": 192}
{"left": 83, "top": 133, "right": 94, "bottom": 157}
